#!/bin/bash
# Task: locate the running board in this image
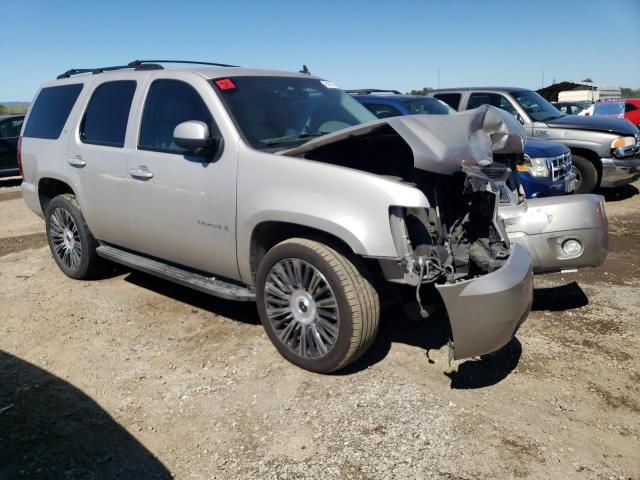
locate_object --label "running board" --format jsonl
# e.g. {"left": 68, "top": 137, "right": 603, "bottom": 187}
{"left": 96, "top": 245, "right": 255, "bottom": 301}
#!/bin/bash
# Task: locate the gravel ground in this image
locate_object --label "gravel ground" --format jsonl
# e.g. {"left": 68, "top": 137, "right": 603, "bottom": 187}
{"left": 0, "top": 177, "right": 638, "bottom": 480}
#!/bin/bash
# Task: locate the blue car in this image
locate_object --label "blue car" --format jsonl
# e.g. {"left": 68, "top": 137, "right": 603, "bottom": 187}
{"left": 348, "top": 90, "right": 576, "bottom": 198}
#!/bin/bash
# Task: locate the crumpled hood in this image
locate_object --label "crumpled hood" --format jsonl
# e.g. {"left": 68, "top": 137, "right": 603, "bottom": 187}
{"left": 281, "top": 105, "right": 526, "bottom": 175}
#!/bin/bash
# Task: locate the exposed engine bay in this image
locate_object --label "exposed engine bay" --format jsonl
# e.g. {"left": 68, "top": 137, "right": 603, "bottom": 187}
{"left": 281, "top": 105, "right": 526, "bottom": 290}
{"left": 391, "top": 165, "right": 512, "bottom": 287}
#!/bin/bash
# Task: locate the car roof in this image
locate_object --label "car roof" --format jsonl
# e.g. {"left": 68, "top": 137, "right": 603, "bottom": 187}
{"left": 44, "top": 66, "right": 320, "bottom": 87}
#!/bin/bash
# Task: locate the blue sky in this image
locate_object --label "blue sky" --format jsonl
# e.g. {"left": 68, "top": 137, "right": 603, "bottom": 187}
{"left": 2, "top": 0, "right": 639, "bottom": 101}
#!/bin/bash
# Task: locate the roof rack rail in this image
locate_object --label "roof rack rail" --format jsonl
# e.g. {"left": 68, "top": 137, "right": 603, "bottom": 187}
{"left": 56, "top": 59, "right": 239, "bottom": 79}
{"left": 344, "top": 89, "right": 402, "bottom": 95}
{"left": 57, "top": 63, "right": 163, "bottom": 79}
{"left": 127, "top": 59, "right": 240, "bottom": 68}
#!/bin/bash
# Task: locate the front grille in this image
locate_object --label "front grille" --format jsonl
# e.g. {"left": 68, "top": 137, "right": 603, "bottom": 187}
{"left": 547, "top": 152, "right": 572, "bottom": 181}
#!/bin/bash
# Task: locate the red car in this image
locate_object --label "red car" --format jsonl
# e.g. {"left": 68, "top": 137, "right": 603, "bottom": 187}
{"left": 592, "top": 99, "right": 640, "bottom": 128}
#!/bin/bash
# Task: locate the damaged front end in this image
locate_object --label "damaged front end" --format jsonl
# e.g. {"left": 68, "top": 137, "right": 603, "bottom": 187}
{"left": 386, "top": 163, "right": 533, "bottom": 360}
{"left": 282, "top": 105, "right": 535, "bottom": 360}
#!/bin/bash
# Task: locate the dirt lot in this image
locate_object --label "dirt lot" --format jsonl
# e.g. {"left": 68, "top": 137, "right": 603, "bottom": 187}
{"left": 0, "top": 177, "right": 638, "bottom": 480}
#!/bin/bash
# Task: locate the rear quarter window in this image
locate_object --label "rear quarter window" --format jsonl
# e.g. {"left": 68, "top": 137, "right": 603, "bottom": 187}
{"left": 23, "top": 84, "right": 83, "bottom": 140}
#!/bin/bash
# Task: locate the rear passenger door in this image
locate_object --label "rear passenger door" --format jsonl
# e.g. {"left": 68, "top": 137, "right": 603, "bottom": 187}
{"left": 66, "top": 77, "right": 138, "bottom": 246}
{"left": 125, "top": 76, "right": 239, "bottom": 281}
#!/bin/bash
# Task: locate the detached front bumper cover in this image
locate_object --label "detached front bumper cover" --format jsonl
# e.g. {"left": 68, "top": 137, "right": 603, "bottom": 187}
{"left": 436, "top": 243, "right": 533, "bottom": 360}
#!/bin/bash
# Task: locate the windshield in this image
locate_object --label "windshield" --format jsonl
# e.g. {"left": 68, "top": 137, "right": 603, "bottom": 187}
{"left": 213, "top": 76, "right": 376, "bottom": 149}
{"left": 593, "top": 102, "right": 624, "bottom": 117}
{"left": 403, "top": 98, "right": 454, "bottom": 115}
{"left": 511, "top": 90, "right": 564, "bottom": 122}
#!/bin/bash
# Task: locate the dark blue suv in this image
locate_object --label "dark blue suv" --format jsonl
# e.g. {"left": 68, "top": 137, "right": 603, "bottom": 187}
{"left": 349, "top": 90, "right": 576, "bottom": 198}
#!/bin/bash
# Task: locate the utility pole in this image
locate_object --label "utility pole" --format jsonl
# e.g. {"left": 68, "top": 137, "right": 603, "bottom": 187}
{"left": 541, "top": 70, "right": 545, "bottom": 88}
{"left": 437, "top": 65, "right": 440, "bottom": 89}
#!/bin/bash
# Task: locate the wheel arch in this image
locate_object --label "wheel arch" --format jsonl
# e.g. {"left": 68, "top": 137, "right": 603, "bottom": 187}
{"left": 570, "top": 148, "right": 602, "bottom": 183}
{"left": 249, "top": 221, "right": 360, "bottom": 284}
{"left": 38, "top": 177, "right": 76, "bottom": 214}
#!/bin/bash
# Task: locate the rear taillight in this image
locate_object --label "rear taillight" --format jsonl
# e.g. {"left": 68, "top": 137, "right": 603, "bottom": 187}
{"left": 17, "top": 137, "right": 23, "bottom": 177}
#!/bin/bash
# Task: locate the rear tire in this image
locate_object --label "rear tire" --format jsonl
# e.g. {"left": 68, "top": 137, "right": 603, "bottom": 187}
{"left": 256, "top": 238, "right": 380, "bottom": 373}
{"left": 45, "top": 194, "right": 103, "bottom": 279}
{"left": 571, "top": 154, "right": 599, "bottom": 194}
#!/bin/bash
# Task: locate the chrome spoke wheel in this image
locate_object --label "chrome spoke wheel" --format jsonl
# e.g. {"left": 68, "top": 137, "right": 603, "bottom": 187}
{"left": 264, "top": 258, "right": 339, "bottom": 359}
{"left": 572, "top": 166, "right": 582, "bottom": 192}
{"left": 49, "top": 207, "right": 83, "bottom": 271}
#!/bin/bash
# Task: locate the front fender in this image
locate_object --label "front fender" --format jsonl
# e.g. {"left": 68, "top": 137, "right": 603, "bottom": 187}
{"left": 236, "top": 145, "right": 429, "bottom": 284}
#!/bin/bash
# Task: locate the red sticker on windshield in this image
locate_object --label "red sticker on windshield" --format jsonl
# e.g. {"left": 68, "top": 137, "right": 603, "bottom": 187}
{"left": 215, "top": 78, "right": 236, "bottom": 90}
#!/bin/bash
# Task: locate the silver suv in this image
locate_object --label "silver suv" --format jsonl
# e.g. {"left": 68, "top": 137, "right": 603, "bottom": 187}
{"left": 20, "top": 61, "right": 538, "bottom": 372}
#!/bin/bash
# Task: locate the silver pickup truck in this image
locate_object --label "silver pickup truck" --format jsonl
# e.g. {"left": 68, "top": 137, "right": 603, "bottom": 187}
{"left": 430, "top": 87, "right": 640, "bottom": 193}
{"left": 19, "top": 62, "right": 568, "bottom": 372}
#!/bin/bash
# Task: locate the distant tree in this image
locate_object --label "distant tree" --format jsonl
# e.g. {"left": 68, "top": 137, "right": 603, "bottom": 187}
{"left": 407, "top": 87, "right": 433, "bottom": 96}
{"left": 620, "top": 87, "right": 640, "bottom": 98}
{"left": 0, "top": 105, "right": 7, "bottom": 115}
{"left": 581, "top": 77, "right": 594, "bottom": 83}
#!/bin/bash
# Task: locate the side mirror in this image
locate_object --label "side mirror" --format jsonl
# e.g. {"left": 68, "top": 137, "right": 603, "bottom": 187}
{"left": 173, "top": 120, "right": 221, "bottom": 154}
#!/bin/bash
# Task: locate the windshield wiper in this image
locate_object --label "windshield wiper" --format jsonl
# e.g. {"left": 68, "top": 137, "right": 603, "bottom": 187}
{"left": 265, "top": 132, "right": 326, "bottom": 146}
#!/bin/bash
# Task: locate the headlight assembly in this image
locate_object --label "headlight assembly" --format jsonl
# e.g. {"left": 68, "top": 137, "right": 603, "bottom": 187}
{"left": 611, "top": 136, "right": 637, "bottom": 149}
{"left": 517, "top": 153, "right": 549, "bottom": 177}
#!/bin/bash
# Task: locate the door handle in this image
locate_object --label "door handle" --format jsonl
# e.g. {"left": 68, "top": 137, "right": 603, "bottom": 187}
{"left": 129, "top": 167, "right": 154, "bottom": 180}
{"left": 67, "top": 158, "right": 86, "bottom": 168}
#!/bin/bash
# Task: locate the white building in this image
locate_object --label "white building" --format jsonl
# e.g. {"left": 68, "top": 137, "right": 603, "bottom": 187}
{"left": 556, "top": 82, "right": 621, "bottom": 102}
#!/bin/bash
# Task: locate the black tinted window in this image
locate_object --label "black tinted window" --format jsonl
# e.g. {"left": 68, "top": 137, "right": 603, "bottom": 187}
{"left": 625, "top": 103, "right": 638, "bottom": 113}
{"left": 363, "top": 103, "right": 403, "bottom": 119}
{"left": 468, "top": 93, "right": 518, "bottom": 117}
{"left": 139, "top": 80, "right": 214, "bottom": 154}
{"left": 403, "top": 98, "right": 454, "bottom": 115}
{"left": 434, "top": 93, "right": 461, "bottom": 110}
{"left": 81, "top": 81, "right": 136, "bottom": 147}
{"left": 23, "top": 84, "right": 83, "bottom": 139}
{"left": 0, "top": 117, "right": 23, "bottom": 138}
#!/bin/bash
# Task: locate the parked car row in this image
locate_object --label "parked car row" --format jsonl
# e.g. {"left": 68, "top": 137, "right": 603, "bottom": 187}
{"left": 13, "top": 61, "right": 638, "bottom": 374}
{"left": 590, "top": 99, "right": 640, "bottom": 128}
{"left": 348, "top": 90, "right": 576, "bottom": 199}
{"left": 428, "top": 88, "right": 640, "bottom": 194}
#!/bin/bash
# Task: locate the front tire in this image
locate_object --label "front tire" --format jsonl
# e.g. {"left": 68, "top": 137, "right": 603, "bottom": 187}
{"left": 45, "top": 194, "right": 102, "bottom": 279}
{"left": 571, "top": 154, "right": 599, "bottom": 194}
{"left": 256, "top": 238, "right": 380, "bottom": 373}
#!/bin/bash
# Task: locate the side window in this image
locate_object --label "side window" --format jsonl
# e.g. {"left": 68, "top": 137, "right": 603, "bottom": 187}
{"left": 80, "top": 81, "right": 136, "bottom": 147}
{"left": 23, "top": 84, "right": 83, "bottom": 139}
{"left": 433, "top": 93, "right": 461, "bottom": 110}
{"left": 467, "top": 93, "right": 518, "bottom": 116}
{"left": 625, "top": 103, "right": 638, "bottom": 113}
{"left": 139, "top": 80, "right": 215, "bottom": 154}
{"left": 362, "top": 103, "right": 402, "bottom": 119}
{"left": 0, "top": 118, "right": 23, "bottom": 138}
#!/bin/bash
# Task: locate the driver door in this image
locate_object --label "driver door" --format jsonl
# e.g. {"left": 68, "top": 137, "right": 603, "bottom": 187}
{"left": 125, "top": 77, "right": 239, "bottom": 281}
